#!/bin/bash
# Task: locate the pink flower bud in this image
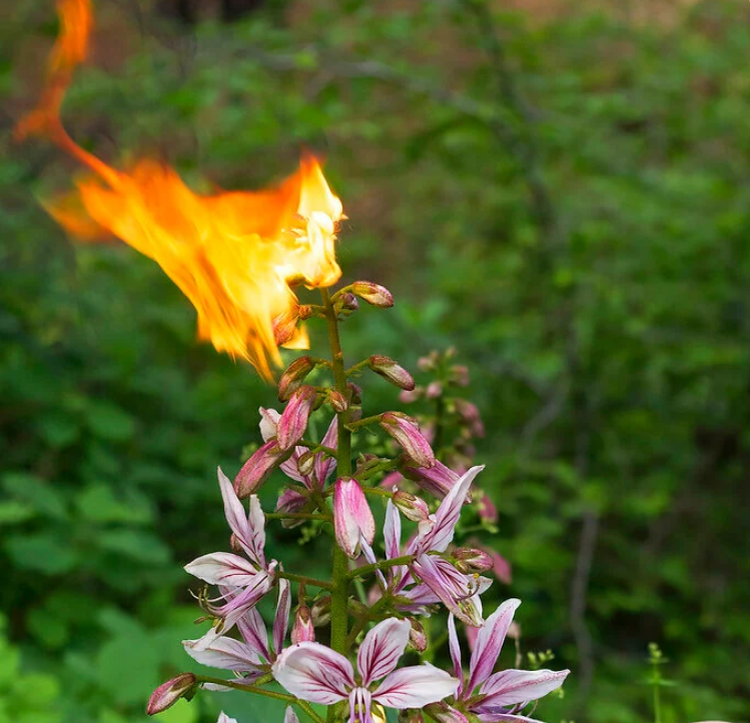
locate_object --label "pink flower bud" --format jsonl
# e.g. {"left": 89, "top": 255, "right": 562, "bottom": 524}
{"left": 449, "top": 364, "right": 470, "bottom": 387}
{"left": 310, "top": 596, "right": 331, "bottom": 626}
{"left": 452, "top": 547, "right": 494, "bottom": 574}
{"left": 417, "top": 352, "right": 438, "bottom": 372}
{"left": 273, "top": 309, "right": 300, "bottom": 346}
{"left": 333, "top": 477, "right": 375, "bottom": 559}
{"left": 329, "top": 390, "right": 348, "bottom": 413}
{"left": 398, "top": 387, "right": 422, "bottom": 404}
{"left": 347, "top": 382, "right": 363, "bottom": 405}
{"left": 408, "top": 618, "right": 428, "bottom": 652}
{"left": 278, "top": 356, "right": 316, "bottom": 402}
{"left": 424, "top": 703, "right": 469, "bottom": 723}
{"left": 426, "top": 381, "right": 443, "bottom": 399}
{"left": 380, "top": 471, "right": 404, "bottom": 490}
{"left": 454, "top": 399, "right": 485, "bottom": 438}
{"left": 351, "top": 281, "right": 394, "bottom": 308}
{"left": 393, "top": 490, "right": 431, "bottom": 524}
{"left": 234, "top": 440, "right": 282, "bottom": 498}
{"left": 402, "top": 459, "right": 459, "bottom": 499}
{"left": 381, "top": 413, "right": 436, "bottom": 469}
{"left": 340, "top": 292, "right": 359, "bottom": 311}
{"left": 291, "top": 605, "right": 316, "bottom": 644}
{"left": 277, "top": 386, "right": 317, "bottom": 450}
{"left": 146, "top": 673, "right": 196, "bottom": 715}
{"left": 476, "top": 490, "right": 498, "bottom": 524}
{"left": 399, "top": 711, "right": 425, "bottom": 723}
{"left": 368, "top": 355, "right": 416, "bottom": 391}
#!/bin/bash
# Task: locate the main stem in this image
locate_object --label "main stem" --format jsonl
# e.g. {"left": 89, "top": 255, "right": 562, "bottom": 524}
{"left": 321, "top": 288, "right": 352, "bottom": 722}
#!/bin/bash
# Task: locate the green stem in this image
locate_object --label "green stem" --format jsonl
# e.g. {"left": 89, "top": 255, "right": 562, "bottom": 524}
{"left": 348, "top": 555, "right": 415, "bottom": 580}
{"left": 346, "top": 413, "right": 384, "bottom": 431}
{"left": 277, "top": 571, "right": 334, "bottom": 591}
{"left": 321, "top": 287, "right": 353, "bottom": 723}
{"left": 345, "top": 595, "right": 389, "bottom": 648}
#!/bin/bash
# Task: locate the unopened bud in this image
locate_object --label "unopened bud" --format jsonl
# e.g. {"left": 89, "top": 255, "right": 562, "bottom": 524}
{"left": 298, "top": 305, "right": 315, "bottom": 320}
{"left": 454, "top": 399, "right": 485, "bottom": 438}
{"left": 399, "top": 388, "right": 422, "bottom": 404}
{"left": 408, "top": 618, "right": 428, "bottom": 652}
{"left": 297, "top": 449, "right": 316, "bottom": 477}
{"left": 146, "top": 673, "right": 196, "bottom": 715}
{"left": 417, "top": 352, "right": 439, "bottom": 372}
{"left": 311, "top": 596, "right": 331, "bottom": 627}
{"left": 273, "top": 310, "right": 300, "bottom": 346}
{"left": 351, "top": 281, "right": 394, "bottom": 308}
{"left": 347, "top": 382, "right": 363, "bottom": 405}
{"left": 277, "top": 386, "right": 317, "bottom": 450}
{"left": 452, "top": 547, "right": 494, "bottom": 574}
{"left": 340, "top": 292, "right": 359, "bottom": 311}
{"left": 449, "top": 365, "right": 470, "bottom": 387}
{"left": 291, "top": 605, "right": 316, "bottom": 644}
{"left": 381, "top": 413, "right": 435, "bottom": 469}
{"left": 368, "top": 355, "right": 415, "bottom": 391}
{"left": 393, "top": 491, "right": 431, "bottom": 524}
{"left": 426, "top": 381, "right": 443, "bottom": 399}
{"left": 329, "top": 390, "right": 348, "bottom": 413}
{"left": 234, "top": 441, "right": 282, "bottom": 498}
{"left": 476, "top": 490, "right": 498, "bottom": 524}
{"left": 334, "top": 478, "right": 375, "bottom": 559}
{"left": 278, "top": 357, "right": 316, "bottom": 402}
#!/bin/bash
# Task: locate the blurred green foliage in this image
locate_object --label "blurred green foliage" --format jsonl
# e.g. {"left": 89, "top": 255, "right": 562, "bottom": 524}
{"left": 1, "top": 1, "right": 749, "bottom": 722}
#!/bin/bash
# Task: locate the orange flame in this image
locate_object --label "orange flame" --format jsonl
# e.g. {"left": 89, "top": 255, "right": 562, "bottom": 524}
{"left": 17, "top": 0, "right": 344, "bottom": 381}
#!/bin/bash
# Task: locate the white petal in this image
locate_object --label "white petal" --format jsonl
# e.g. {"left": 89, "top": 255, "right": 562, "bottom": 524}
{"left": 357, "top": 618, "right": 410, "bottom": 686}
{"left": 373, "top": 663, "right": 459, "bottom": 709}
{"left": 478, "top": 668, "right": 570, "bottom": 707}
{"left": 284, "top": 707, "right": 300, "bottom": 723}
{"left": 217, "top": 713, "right": 239, "bottom": 723}
{"left": 183, "top": 635, "right": 263, "bottom": 672}
{"left": 467, "top": 598, "right": 521, "bottom": 693}
{"left": 184, "top": 552, "right": 259, "bottom": 586}
{"left": 273, "top": 642, "right": 353, "bottom": 705}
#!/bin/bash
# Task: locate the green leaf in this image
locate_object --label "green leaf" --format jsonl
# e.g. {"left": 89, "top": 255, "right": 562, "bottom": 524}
{"left": 84, "top": 402, "right": 137, "bottom": 442}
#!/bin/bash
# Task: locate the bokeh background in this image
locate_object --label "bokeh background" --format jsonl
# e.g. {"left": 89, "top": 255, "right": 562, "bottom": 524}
{"left": 2, "top": 1, "right": 749, "bottom": 722}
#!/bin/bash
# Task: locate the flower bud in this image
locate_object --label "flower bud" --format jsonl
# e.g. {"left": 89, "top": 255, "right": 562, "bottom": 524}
{"left": 297, "top": 449, "right": 316, "bottom": 478}
{"left": 334, "top": 478, "right": 375, "bottom": 559}
{"left": 381, "top": 413, "right": 435, "bottom": 469}
{"left": 399, "top": 388, "right": 422, "bottom": 404}
{"left": 291, "top": 604, "right": 316, "bottom": 644}
{"left": 449, "top": 364, "right": 470, "bottom": 387}
{"left": 278, "top": 357, "right": 316, "bottom": 402}
{"left": 368, "top": 356, "right": 415, "bottom": 391}
{"left": 393, "top": 490, "right": 431, "bottom": 524}
{"left": 452, "top": 547, "right": 494, "bottom": 574}
{"left": 329, "top": 390, "right": 348, "bottom": 413}
{"left": 310, "top": 596, "right": 331, "bottom": 627}
{"left": 234, "top": 441, "right": 281, "bottom": 498}
{"left": 273, "top": 310, "right": 300, "bottom": 346}
{"left": 351, "top": 281, "right": 394, "bottom": 308}
{"left": 424, "top": 703, "right": 469, "bottom": 723}
{"left": 454, "top": 399, "right": 485, "bottom": 438}
{"left": 426, "top": 381, "right": 443, "bottom": 399}
{"left": 402, "top": 459, "right": 460, "bottom": 499}
{"left": 347, "top": 382, "right": 363, "bottom": 405}
{"left": 277, "top": 386, "right": 317, "bottom": 450}
{"left": 417, "top": 352, "right": 439, "bottom": 372}
{"left": 408, "top": 618, "right": 428, "bottom": 652}
{"left": 146, "top": 673, "right": 196, "bottom": 715}
{"left": 476, "top": 490, "right": 498, "bottom": 524}
{"left": 340, "top": 292, "right": 359, "bottom": 311}
{"left": 298, "top": 305, "right": 315, "bottom": 321}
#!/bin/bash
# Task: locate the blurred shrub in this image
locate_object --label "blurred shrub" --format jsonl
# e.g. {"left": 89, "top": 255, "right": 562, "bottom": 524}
{"left": 1, "top": 1, "right": 749, "bottom": 722}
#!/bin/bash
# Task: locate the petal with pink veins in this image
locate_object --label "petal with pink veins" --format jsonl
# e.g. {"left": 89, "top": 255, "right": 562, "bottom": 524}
{"left": 184, "top": 552, "right": 260, "bottom": 587}
{"left": 373, "top": 663, "right": 459, "bottom": 709}
{"left": 273, "top": 642, "right": 354, "bottom": 705}
{"left": 467, "top": 598, "right": 521, "bottom": 694}
{"left": 273, "top": 579, "right": 291, "bottom": 656}
{"left": 476, "top": 668, "right": 570, "bottom": 708}
{"left": 357, "top": 618, "right": 411, "bottom": 686}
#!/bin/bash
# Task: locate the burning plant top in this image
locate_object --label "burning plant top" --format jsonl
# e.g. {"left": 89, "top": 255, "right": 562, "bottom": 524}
{"left": 17, "top": 0, "right": 344, "bottom": 381}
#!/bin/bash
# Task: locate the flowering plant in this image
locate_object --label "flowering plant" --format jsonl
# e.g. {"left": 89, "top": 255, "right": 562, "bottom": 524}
{"left": 19, "top": 3, "right": 570, "bottom": 722}
{"left": 144, "top": 280, "right": 570, "bottom": 723}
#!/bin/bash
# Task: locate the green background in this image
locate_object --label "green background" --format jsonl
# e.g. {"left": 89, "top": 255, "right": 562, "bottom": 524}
{"left": 1, "top": 1, "right": 749, "bottom": 722}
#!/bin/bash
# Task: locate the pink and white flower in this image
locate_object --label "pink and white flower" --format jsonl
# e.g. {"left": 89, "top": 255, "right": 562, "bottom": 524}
{"left": 184, "top": 469, "right": 278, "bottom": 634}
{"left": 273, "top": 618, "right": 458, "bottom": 722}
{"left": 444, "top": 600, "right": 569, "bottom": 722}
{"left": 334, "top": 477, "right": 376, "bottom": 559}
{"left": 182, "top": 578, "right": 291, "bottom": 683}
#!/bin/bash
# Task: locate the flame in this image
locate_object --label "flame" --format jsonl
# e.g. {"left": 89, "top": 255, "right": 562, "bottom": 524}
{"left": 17, "top": 0, "right": 344, "bottom": 381}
